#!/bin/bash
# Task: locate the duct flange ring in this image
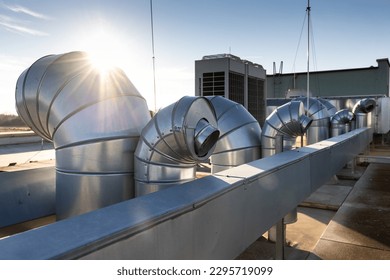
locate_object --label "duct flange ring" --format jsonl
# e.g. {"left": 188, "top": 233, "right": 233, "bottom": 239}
{"left": 194, "top": 118, "right": 220, "bottom": 157}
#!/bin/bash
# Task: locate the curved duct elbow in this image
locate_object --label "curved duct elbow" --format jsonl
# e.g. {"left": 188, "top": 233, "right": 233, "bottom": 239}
{"left": 262, "top": 101, "right": 312, "bottom": 157}
{"left": 352, "top": 98, "right": 376, "bottom": 114}
{"left": 206, "top": 96, "right": 262, "bottom": 173}
{"left": 15, "top": 52, "right": 151, "bottom": 219}
{"left": 318, "top": 98, "right": 337, "bottom": 117}
{"left": 352, "top": 98, "right": 376, "bottom": 128}
{"left": 134, "top": 96, "right": 219, "bottom": 196}
{"left": 331, "top": 109, "right": 354, "bottom": 137}
{"left": 294, "top": 97, "right": 330, "bottom": 144}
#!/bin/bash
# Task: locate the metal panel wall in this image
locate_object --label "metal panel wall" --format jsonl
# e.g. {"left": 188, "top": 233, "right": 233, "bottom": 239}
{"left": 0, "top": 167, "right": 55, "bottom": 227}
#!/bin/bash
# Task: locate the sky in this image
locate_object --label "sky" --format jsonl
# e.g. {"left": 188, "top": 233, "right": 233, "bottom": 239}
{"left": 0, "top": 0, "right": 389, "bottom": 114}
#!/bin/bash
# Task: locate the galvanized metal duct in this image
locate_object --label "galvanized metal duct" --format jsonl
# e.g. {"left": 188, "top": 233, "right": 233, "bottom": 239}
{"left": 294, "top": 97, "right": 330, "bottom": 144}
{"left": 206, "top": 96, "right": 262, "bottom": 173}
{"left": 352, "top": 98, "right": 376, "bottom": 128}
{"left": 318, "top": 98, "right": 337, "bottom": 117}
{"left": 331, "top": 109, "right": 355, "bottom": 137}
{"left": 15, "top": 51, "right": 151, "bottom": 220}
{"left": 261, "top": 101, "right": 312, "bottom": 157}
{"left": 134, "top": 96, "right": 220, "bottom": 196}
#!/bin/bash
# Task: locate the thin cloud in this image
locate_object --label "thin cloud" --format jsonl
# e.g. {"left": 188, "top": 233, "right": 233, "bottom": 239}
{"left": 0, "top": 15, "right": 49, "bottom": 36}
{"left": 3, "top": 4, "right": 51, "bottom": 20}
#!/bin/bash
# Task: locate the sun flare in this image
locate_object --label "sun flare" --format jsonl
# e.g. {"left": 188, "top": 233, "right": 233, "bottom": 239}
{"left": 82, "top": 27, "right": 127, "bottom": 76}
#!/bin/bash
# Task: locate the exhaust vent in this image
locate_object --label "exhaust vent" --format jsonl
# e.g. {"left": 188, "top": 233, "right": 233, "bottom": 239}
{"left": 206, "top": 96, "right": 262, "bottom": 173}
{"left": 331, "top": 109, "right": 354, "bottom": 137}
{"left": 134, "top": 96, "right": 219, "bottom": 196}
{"left": 262, "top": 101, "right": 312, "bottom": 157}
{"left": 318, "top": 98, "right": 337, "bottom": 116}
{"left": 352, "top": 98, "right": 376, "bottom": 128}
{"left": 15, "top": 51, "right": 151, "bottom": 219}
{"left": 294, "top": 97, "right": 330, "bottom": 144}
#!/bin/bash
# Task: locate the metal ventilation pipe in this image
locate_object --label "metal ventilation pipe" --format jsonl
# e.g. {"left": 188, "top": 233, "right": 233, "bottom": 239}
{"left": 294, "top": 97, "right": 330, "bottom": 144}
{"left": 352, "top": 98, "right": 376, "bottom": 128}
{"left": 134, "top": 96, "right": 220, "bottom": 196}
{"left": 331, "top": 109, "right": 355, "bottom": 137}
{"left": 263, "top": 101, "right": 311, "bottom": 240}
{"left": 206, "top": 96, "right": 262, "bottom": 173}
{"left": 318, "top": 98, "right": 337, "bottom": 117}
{"left": 261, "top": 101, "right": 312, "bottom": 157}
{"left": 15, "top": 52, "right": 151, "bottom": 220}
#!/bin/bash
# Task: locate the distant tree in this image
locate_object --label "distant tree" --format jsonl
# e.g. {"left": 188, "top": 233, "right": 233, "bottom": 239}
{"left": 0, "top": 114, "right": 27, "bottom": 127}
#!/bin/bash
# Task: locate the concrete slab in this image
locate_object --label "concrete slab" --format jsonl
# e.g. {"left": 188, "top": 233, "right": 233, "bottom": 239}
{"left": 311, "top": 239, "right": 390, "bottom": 260}
{"left": 236, "top": 236, "right": 311, "bottom": 260}
{"left": 320, "top": 205, "right": 390, "bottom": 251}
{"left": 313, "top": 163, "right": 390, "bottom": 259}
{"left": 336, "top": 166, "right": 365, "bottom": 180}
{"left": 345, "top": 188, "right": 390, "bottom": 210}
{"left": 236, "top": 207, "right": 335, "bottom": 260}
{"left": 301, "top": 184, "right": 352, "bottom": 210}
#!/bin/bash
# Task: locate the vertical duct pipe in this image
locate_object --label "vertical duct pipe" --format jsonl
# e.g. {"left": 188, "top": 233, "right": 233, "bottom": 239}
{"left": 134, "top": 96, "right": 220, "bottom": 196}
{"left": 261, "top": 101, "right": 312, "bottom": 157}
{"left": 352, "top": 98, "right": 376, "bottom": 128}
{"left": 331, "top": 109, "right": 355, "bottom": 137}
{"left": 15, "top": 52, "right": 151, "bottom": 219}
{"left": 294, "top": 97, "right": 330, "bottom": 144}
{"left": 262, "top": 101, "right": 311, "bottom": 241}
{"left": 206, "top": 96, "right": 262, "bottom": 173}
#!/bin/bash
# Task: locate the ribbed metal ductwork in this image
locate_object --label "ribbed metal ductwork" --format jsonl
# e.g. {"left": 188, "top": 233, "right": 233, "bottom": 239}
{"left": 294, "top": 97, "right": 330, "bottom": 144}
{"left": 319, "top": 98, "right": 337, "bottom": 117}
{"left": 352, "top": 98, "right": 376, "bottom": 128}
{"left": 331, "top": 109, "right": 355, "bottom": 137}
{"left": 206, "top": 96, "right": 262, "bottom": 173}
{"left": 15, "top": 51, "right": 151, "bottom": 220}
{"left": 134, "top": 96, "right": 220, "bottom": 196}
{"left": 261, "top": 101, "right": 312, "bottom": 157}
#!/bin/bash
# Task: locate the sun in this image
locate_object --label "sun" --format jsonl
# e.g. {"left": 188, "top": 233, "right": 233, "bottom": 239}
{"left": 81, "top": 28, "right": 126, "bottom": 76}
{"left": 87, "top": 50, "right": 116, "bottom": 76}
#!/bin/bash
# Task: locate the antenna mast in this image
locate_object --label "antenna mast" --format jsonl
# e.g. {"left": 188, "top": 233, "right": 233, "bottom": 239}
{"left": 150, "top": 0, "right": 157, "bottom": 112}
{"left": 306, "top": 0, "right": 311, "bottom": 112}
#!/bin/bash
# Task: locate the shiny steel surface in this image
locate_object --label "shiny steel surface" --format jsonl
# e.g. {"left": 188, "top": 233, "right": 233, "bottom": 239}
{"left": 294, "top": 97, "right": 330, "bottom": 144}
{"left": 262, "top": 101, "right": 312, "bottom": 157}
{"left": 0, "top": 128, "right": 371, "bottom": 260}
{"left": 15, "top": 52, "right": 151, "bottom": 219}
{"left": 319, "top": 98, "right": 337, "bottom": 116}
{"left": 352, "top": 98, "right": 376, "bottom": 128}
{"left": 0, "top": 167, "right": 55, "bottom": 227}
{"left": 134, "top": 96, "right": 219, "bottom": 196}
{"left": 206, "top": 96, "right": 262, "bottom": 173}
{"left": 331, "top": 109, "right": 355, "bottom": 137}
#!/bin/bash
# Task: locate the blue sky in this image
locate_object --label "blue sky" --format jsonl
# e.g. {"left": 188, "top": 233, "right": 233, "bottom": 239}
{"left": 0, "top": 0, "right": 389, "bottom": 114}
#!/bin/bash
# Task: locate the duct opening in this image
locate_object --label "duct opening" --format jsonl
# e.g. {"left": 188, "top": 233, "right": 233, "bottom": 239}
{"left": 194, "top": 118, "right": 220, "bottom": 157}
{"left": 134, "top": 96, "right": 219, "bottom": 196}
{"left": 293, "top": 97, "right": 330, "bottom": 144}
{"left": 299, "top": 115, "right": 313, "bottom": 134}
{"left": 331, "top": 109, "right": 354, "bottom": 137}
{"left": 261, "top": 101, "right": 312, "bottom": 157}
{"left": 353, "top": 98, "right": 376, "bottom": 114}
{"left": 352, "top": 98, "right": 376, "bottom": 129}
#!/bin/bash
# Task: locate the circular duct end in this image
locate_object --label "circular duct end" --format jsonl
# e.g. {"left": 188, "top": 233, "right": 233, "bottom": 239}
{"left": 194, "top": 118, "right": 220, "bottom": 157}
{"left": 353, "top": 98, "right": 376, "bottom": 114}
{"left": 299, "top": 115, "right": 313, "bottom": 134}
